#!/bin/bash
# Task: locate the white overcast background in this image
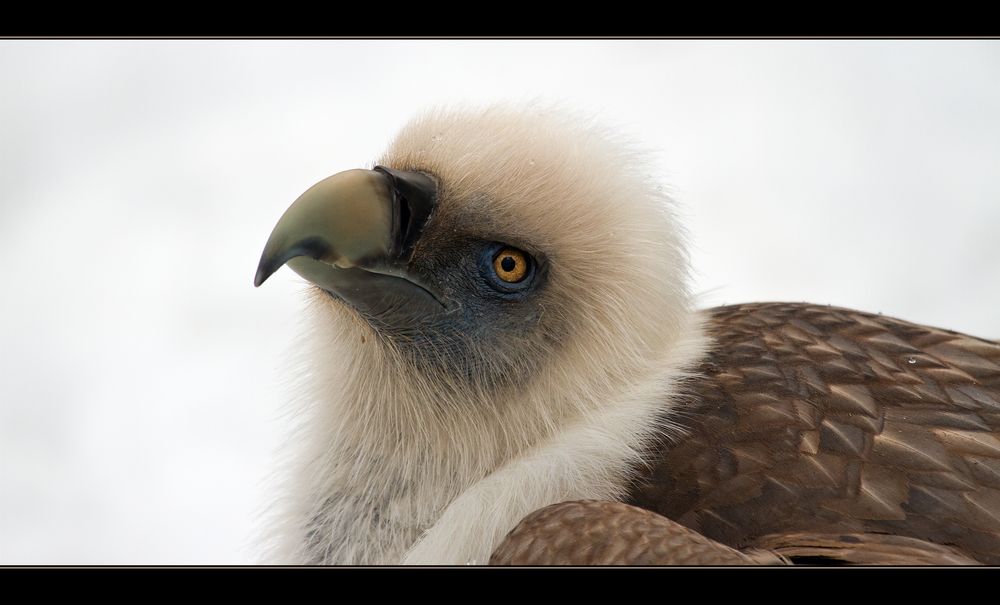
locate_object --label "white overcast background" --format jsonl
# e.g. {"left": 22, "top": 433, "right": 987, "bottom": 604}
{"left": 1, "top": 40, "right": 998, "bottom": 564}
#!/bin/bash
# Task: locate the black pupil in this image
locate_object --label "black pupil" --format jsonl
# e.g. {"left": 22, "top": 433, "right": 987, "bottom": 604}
{"left": 500, "top": 256, "right": 517, "bottom": 272}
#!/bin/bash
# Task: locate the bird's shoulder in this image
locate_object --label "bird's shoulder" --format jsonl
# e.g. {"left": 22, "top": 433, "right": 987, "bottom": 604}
{"left": 626, "top": 301, "right": 1000, "bottom": 564}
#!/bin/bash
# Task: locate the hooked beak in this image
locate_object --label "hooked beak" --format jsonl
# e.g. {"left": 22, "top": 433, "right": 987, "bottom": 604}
{"left": 254, "top": 166, "right": 444, "bottom": 321}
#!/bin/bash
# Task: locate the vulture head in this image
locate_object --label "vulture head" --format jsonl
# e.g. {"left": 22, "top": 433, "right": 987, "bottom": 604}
{"left": 255, "top": 106, "right": 708, "bottom": 564}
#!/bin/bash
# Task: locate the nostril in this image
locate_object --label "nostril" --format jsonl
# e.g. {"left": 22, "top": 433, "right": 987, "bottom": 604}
{"left": 373, "top": 165, "right": 437, "bottom": 258}
{"left": 398, "top": 193, "right": 413, "bottom": 249}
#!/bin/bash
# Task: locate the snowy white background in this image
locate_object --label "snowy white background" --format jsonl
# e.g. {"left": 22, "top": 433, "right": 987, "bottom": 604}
{"left": 1, "top": 40, "right": 998, "bottom": 564}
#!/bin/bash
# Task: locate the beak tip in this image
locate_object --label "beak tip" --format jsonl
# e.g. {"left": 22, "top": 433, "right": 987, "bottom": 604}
{"left": 254, "top": 262, "right": 273, "bottom": 288}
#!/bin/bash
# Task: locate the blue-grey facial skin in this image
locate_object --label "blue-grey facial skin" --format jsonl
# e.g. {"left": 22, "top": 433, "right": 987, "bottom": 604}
{"left": 352, "top": 231, "right": 558, "bottom": 392}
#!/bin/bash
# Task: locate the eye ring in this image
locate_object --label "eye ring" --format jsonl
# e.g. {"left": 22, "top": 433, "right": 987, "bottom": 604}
{"left": 480, "top": 243, "right": 536, "bottom": 294}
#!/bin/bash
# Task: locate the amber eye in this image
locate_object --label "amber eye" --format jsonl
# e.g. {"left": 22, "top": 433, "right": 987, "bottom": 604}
{"left": 492, "top": 248, "right": 529, "bottom": 283}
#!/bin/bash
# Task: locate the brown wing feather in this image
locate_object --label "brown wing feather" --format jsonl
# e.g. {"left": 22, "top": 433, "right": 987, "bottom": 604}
{"left": 752, "top": 532, "right": 979, "bottom": 565}
{"left": 489, "top": 500, "right": 787, "bottom": 565}
{"left": 625, "top": 302, "right": 1000, "bottom": 564}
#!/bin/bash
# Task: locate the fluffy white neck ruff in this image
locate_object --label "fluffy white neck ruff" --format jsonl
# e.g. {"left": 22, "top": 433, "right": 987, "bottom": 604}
{"left": 262, "top": 301, "right": 709, "bottom": 565}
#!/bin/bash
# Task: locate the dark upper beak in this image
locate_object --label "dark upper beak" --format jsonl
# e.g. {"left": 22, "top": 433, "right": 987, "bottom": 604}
{"left": 254, "top": 166, "right": 442, "bottom": 319}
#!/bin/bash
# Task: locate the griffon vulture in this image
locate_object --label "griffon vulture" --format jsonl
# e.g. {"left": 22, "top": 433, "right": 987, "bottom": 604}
{"left": 254, "top": 106, "right": 1000, "bottom": 565}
